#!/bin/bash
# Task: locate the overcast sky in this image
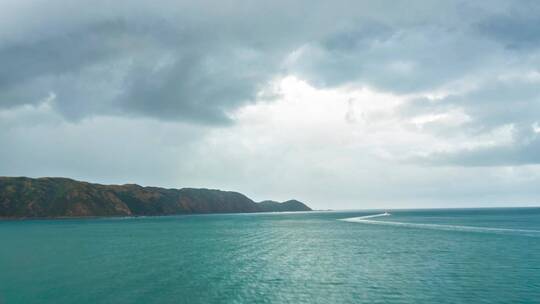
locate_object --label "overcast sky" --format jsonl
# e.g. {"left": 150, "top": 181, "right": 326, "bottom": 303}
{"left": 1, "top": 0, "right": 540, "bottom": 209}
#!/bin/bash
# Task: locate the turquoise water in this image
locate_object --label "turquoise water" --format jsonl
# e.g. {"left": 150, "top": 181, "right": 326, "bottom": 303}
{"left": 1, "top": 208, "right": 539, "bottom": 303}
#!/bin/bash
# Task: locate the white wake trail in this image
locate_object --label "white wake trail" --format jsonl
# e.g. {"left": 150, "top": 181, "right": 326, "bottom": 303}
{"left": 341, "top": 213, "right": 391, "bottom": 221}
{"left": 340, "top": 213, "right": 540, "bottom": 237}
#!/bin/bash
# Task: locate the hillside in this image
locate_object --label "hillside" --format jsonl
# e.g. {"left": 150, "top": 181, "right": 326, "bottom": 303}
{"left": 0, "top": 177, "right": 311, "bottom": 218}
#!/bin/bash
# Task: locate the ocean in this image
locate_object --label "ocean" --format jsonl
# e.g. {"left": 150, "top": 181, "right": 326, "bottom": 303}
{"left": 1, "top": 208, "right": 539, "bottom": 303}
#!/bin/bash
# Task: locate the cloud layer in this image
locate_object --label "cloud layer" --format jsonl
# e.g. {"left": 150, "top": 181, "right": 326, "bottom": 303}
{"left": 1, "top": 0, "right": 540, "bottom": 208}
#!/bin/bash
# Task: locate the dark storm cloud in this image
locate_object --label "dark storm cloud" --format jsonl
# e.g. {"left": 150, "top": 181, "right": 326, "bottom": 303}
{"left": 0, "top": 0, "right": 464, "bottom": 123}
{"left": 120, "top": 42, "right": 280, "bottom": 124}
{"left": 0, "top": 21, "right": 139, "bottom": 111}
{"left": 0, "top": 0, "right": 539, "bottom": 127}
{"left": 0, "top": 1, "right": 303, "bottom": 123}
{"left": 0, "top": 22, "right": 128, "bottom": 89}
{"left": 0, "top": 17, "right": 285, "bottom": 123}
{"left": 476, "top": 1, "right": 540, "bottom": 50}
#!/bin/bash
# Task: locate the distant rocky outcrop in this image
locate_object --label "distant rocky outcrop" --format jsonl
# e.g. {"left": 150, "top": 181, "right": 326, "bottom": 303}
{"left": 0, "top": 177, "right": 311, "bottom": 218}
{"left": 257, "top": 200, "right": 312, "bottom": 212}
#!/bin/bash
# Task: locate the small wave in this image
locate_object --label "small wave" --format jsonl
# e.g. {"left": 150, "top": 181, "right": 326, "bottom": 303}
{"left": 339, "top": 214, "right": 540, "bottom": 237}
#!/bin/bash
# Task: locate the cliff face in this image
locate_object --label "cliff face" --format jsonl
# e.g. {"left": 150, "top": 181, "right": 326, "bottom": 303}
{"left": 0, "top": 177, "right": 311, "bottom": 218}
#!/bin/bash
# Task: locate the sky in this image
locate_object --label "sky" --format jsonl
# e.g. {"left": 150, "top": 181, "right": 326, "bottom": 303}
{"left": 1, "top": 0, "right": 540, "bottom": 209}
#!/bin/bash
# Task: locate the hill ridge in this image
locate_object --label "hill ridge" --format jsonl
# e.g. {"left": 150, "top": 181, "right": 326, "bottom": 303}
{"left": 0, "top": 176, "right": 311, "bottom": 218}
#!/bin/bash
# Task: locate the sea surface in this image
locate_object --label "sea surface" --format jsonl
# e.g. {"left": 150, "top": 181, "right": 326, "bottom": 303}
{"left": 1, "top": 208, "right": 539, "bottom": 303}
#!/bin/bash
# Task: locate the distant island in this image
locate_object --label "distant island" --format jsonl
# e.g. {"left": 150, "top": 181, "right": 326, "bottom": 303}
{"left": 0, "top": 176, "right": 311, "bottom": 219}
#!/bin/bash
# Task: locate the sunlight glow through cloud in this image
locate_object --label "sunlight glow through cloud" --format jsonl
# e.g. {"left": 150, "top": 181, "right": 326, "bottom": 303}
{"left": 2, "top": 0, "right": 540, "bottom": 208}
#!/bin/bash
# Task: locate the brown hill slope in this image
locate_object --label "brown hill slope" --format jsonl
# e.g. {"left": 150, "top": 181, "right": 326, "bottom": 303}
{"left": 0, "top": 177, "right": 311, "bottom": 218}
